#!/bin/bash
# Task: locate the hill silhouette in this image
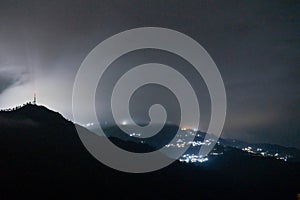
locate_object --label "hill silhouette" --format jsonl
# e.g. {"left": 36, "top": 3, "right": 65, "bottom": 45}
{"left": 0, "top": 104, "right": 299, "bottom": 199}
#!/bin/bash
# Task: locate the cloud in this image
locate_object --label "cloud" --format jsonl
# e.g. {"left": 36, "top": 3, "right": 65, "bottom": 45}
{"left": 0, "top": 68, "right": 29, "bottom": 95}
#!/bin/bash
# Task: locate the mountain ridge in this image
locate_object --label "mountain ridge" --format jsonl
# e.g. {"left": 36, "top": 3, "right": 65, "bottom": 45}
{"left": 0, "top": 104, "right": 299, "bottom": 199}
{"left": 1, "top": 104, "right": 299, "bottom": 161}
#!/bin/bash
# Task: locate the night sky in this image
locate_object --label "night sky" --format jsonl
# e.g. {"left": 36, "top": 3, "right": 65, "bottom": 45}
{"left": 0, "top": 0, "right": 299, "bottom": 148}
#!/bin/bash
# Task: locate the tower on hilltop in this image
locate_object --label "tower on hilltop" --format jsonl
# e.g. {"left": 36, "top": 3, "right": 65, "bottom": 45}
{"left": 33, "top": 92, "right": 37, "bottom": 105}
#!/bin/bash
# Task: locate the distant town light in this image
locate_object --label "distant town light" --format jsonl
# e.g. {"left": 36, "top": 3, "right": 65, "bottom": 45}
{"left": 179, "top": 154, "right": 209, "bottom": 163}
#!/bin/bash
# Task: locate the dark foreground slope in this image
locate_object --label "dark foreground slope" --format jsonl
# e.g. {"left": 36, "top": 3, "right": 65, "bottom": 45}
{"left": 0, "top": 105, "right": 299, "bottom": 199}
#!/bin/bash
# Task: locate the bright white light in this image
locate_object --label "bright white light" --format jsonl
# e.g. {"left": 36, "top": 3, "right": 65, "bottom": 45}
{"left": 179, "top": 154, "right": 209, "bottom": 164}
{"left": 121, "top": 121, "right": 127, "bottom": 126}
{"left": 129, "top": 133, "right": 141, "bottom": 137}
{"left": 83, "top": 122, "right": 94, "bottom": 127}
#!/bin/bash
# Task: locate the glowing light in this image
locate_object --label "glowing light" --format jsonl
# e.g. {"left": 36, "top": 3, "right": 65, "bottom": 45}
{"left": 121, "top": 121, "right": 127, "bottom": 126}
{"left": 179, "top": 154, "right": 209, "bottom": 163}
{"left": 86, "top": 123, "right": 94, "bottom": 127}
{"left": 129, "top": 133, "right": 141, "bottom": 137}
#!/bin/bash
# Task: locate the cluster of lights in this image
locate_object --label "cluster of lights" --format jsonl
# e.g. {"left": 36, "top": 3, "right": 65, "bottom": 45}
{"left": 176, "top": 143, "right": 186, "bottom": 148}
{"left": 187, "top": 141, "right": 206, "bottom": 146}
{"left": 169, "top": 129, "right": 216, "bottom": 148}
{"left": 115, "top": 124, "right": 293, "bottom": 163}
{"left": 84, "top": 123, "right": 94, "bottom": 127}
{"left": 129, "top": 133, "right": 141, "bottom": 137}
{"left": 242, "top": 146, "right": 290, "bottom": 162}
{"left": 166, "top": 138, "right": 214, "bottom": 149}
{"left": 277, "top": 156, "right": 288, "bottom": 162}
{"left": 242, "top": 146, "right": 254, "bottom": 153}
{"left": 179, "top": 154, "right": 209, "bottom": 163}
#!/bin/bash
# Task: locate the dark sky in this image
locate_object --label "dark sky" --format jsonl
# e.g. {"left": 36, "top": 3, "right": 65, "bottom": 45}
{"left": 0, "top": 0, "right": 299, "bottom": 148}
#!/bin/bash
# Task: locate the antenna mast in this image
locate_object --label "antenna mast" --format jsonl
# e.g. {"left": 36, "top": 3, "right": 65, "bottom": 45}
{"left": 33, "top": 92, "right": 36, "bottom": 105}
